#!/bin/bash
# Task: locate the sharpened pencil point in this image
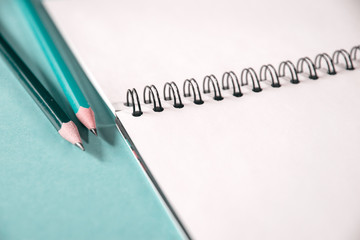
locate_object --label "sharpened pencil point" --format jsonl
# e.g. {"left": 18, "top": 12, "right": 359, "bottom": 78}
{"left": 75, "top": 142, "right": 85, "bottom": 151}
{"left": 90, "top": 128, "right": 97, "bottom": 136}
{"left": 58, "top": 121, "right": 83, "bottom": 147}
{"left": 76, "top": 107, "right": 97, "bottom": 131}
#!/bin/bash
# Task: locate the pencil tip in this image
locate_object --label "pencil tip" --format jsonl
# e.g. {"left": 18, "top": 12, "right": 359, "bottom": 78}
{"left": 76, "top": 107, "right": 97, "bottom": 131}
{"left": 90, "top": 128, "right": 97, "bottom": 136}
{"left": 58, "top": 121, "right": 83, "bottom": 147}
{"left": 75, "top": 142, "right": 85, "bottom": 151}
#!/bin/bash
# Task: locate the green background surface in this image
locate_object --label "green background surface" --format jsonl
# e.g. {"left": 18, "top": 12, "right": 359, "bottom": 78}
{"left": 0, "top": 0, "right": 183, "bottom": 239}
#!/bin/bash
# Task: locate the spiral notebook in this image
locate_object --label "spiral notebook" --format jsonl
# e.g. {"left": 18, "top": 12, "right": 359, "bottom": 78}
{"left": 44, "top": 0, "right": 360, "bottom": 239}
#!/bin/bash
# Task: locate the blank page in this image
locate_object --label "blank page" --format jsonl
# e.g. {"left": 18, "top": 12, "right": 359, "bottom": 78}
{"left": 118, "top": 68, "right": 360, "bottom": 240}
{"left": 45, "top": 0, "right": 360, "bottom": 110}
{"left": 45, "top": 0, "right": 360, "bottom": 239}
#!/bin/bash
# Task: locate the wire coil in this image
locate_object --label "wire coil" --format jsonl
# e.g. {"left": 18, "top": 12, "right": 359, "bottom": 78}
{"left": 124, "top": 46, "right": 358, "bottom": 116}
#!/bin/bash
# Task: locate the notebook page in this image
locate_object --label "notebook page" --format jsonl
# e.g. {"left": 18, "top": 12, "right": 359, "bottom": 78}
{"left": 44, "top": 0, "right": 360, "bottom": 111}
{"left": 117, "top": 69, "right": 360, "bottom": 240}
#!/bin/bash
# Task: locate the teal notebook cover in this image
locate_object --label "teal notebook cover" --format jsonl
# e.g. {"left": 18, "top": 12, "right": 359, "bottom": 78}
{"left": 0, "top": 0, "right": 184, "bottom": 239}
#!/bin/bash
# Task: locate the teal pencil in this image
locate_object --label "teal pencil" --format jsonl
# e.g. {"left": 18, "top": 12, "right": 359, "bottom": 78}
{"left": 0, "top": 32, "right": 85, "bottom": 150}
{"left": 18, "top": 0, "right": 97, "bottom": 136}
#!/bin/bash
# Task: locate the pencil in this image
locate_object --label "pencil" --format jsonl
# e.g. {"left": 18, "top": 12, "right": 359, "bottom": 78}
{"left": 18, "top": 0, "right": 97, "bottom": 136}
{"left": 0, "top": 32, "right": 85, "bottom": 151}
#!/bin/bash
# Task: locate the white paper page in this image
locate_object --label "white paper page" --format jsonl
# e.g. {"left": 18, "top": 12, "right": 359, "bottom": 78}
{"left": 44, "top": 0, "right": 360, "bottom": 111}
{"left": 117, "top": 69, "right": 360, "bottom": 240}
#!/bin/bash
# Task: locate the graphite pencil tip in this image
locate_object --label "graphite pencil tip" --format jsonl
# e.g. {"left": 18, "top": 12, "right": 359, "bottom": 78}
{"left": 90, "top": 128, "right": 98, "bottom": 136}
{"left": 75, "top": 142, "right": 85, "bottom": 151}
{"left": 76, "top": 107, "right": 97, "bottom": 132}
{"left": 58, "top": 121, "right": 83, "bottom": 148}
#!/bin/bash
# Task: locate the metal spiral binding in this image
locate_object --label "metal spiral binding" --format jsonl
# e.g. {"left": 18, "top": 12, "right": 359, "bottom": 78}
{"left": 123, "top": 45, "right": 358, "bottom": 116}
{"left": 183, "top": 78, "right": 204, "bottom": 105}
{"left": 297, "top": 57, "right": 318, "bottom": 80}
{"left": 124, "top": 88, "right": 143, "bottom": 117}
{"left": 222, "top": 71, "right": 243, "bottom": 97}
{"left": 278, "top": 60, "right": 299, "bottom": 84}
{"left": 240, "top": 68, "right": 262, "bottom": 92}
{"left": 163, "top": 82, "right": 184, "bottom": 108}
{"left": 315, "top": 53, "right": 336, "bottom": 75}
{"left": 259, "top": 64, "right": 281, "bottom": 88}
{"left": 333, "top": 49, "right": 354, "bottom": 70}
{"left": 143, "top": 85, "right": 164, "bottom": 112}
{"left": 203, "top": 75, "right": 223, "bottom": 101}
{"left": 350, "top": 45, "right": 360, "bottom": 60}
